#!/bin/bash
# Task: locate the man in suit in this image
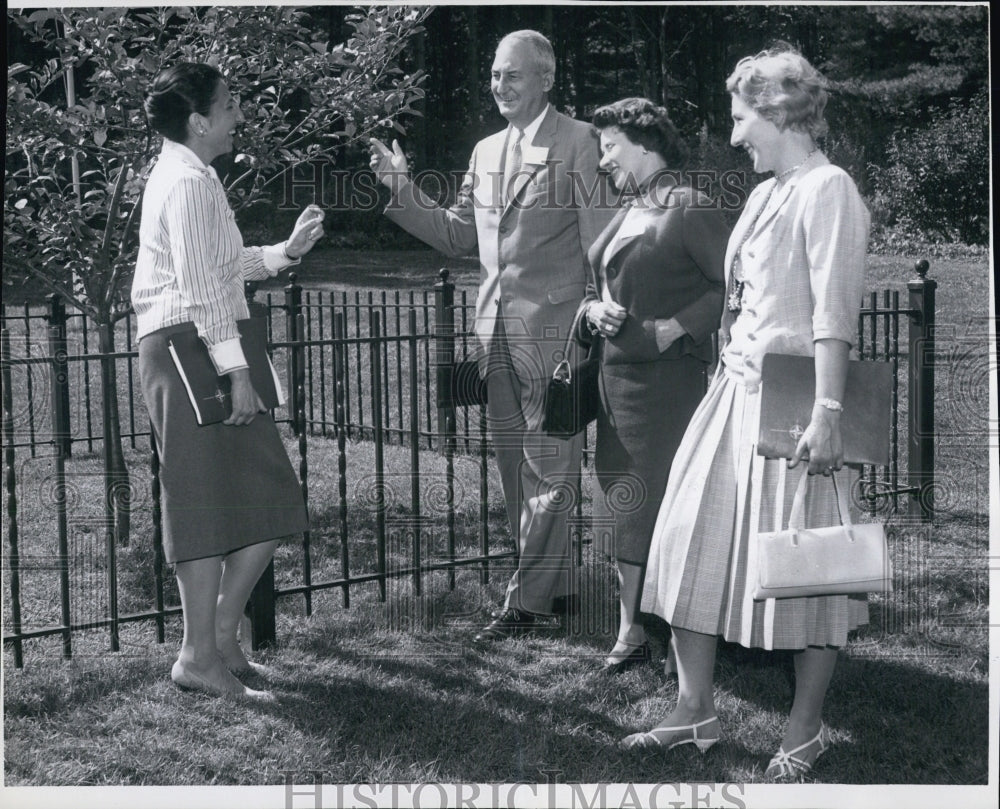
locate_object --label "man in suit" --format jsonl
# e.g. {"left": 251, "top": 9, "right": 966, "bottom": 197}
{"left": 371, "top": 30, "right": 614, "bottom": 641}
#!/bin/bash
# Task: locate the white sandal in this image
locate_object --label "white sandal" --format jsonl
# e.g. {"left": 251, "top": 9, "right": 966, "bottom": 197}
{"left": 621, "top": 715, "right": 720, "bottom": 753}
{"left": 765, "top": 724, "right": 831, "bottom": 779}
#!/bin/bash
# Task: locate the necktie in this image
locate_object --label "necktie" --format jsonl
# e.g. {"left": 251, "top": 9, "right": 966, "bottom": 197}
{"left": 505, "top": 129, "right": 523, "bottom": 203}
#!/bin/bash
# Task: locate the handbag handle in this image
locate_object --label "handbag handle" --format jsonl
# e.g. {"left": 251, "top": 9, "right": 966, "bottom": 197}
{"left": 555, "top": 305, "right": 600, "bottom": 383}
{"left": 785, "top": 467, "right": 855, "bottom": 543}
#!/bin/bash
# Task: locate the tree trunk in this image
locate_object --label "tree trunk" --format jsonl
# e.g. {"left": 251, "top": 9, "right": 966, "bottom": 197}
{"left": 627, "top": 8, "right": 659, "bottom": 103}
{"left": 98, "top": 322, "right": 131, "bottom": 546}
{"left": 465, "top": 7, "right": 480, "bottom": 136}
{"left": 659, "top": 9, "right": 669, "bottom": 107}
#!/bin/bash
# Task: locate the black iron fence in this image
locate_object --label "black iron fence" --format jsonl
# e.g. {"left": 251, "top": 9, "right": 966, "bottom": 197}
{"left": 1, "top": 261, "right": 937, "bottom": 665}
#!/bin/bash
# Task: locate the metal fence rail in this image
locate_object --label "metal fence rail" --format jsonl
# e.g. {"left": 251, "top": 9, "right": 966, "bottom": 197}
{"left": 1, "top": 261, "right": 938, "bottom": 665}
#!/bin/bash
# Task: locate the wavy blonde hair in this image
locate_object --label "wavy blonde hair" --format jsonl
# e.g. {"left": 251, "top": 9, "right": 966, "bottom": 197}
{"left": 726, "top": 45, "right": 829, "bottom": 138}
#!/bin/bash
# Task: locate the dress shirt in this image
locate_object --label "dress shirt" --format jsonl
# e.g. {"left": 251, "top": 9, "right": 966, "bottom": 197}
{"left": 720, "top": 161, "right": 870, "bottom": 388}
{"left": 132, "top": 140, "right": 298, "bottom": 374}
{"left": 501, "top": 104, "right": 549, "bottom": 203}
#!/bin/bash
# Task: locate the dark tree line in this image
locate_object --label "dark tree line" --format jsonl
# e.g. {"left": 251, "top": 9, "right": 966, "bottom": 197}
{"left": 311, "top": 4, "right": 988, "bottom": 245}
{"left": 7, "top": 5, "right": 989, "bottom": 245}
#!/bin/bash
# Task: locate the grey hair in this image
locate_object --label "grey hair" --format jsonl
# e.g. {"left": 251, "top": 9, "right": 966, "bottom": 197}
{"left": 497, "top": 30, "right": 556, "bottom": 80}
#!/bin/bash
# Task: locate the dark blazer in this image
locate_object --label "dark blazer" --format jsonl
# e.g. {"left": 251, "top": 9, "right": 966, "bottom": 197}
{"left": 577, "top": 180, "right": 728, "bottom": 366}
{"left": 578, "top": 178, "right": 729, "bottom": 565}
{"left": 387, "top": 106, "right": 616, "bottom": 380}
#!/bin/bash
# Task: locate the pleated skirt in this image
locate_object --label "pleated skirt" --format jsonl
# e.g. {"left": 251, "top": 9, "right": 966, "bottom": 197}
{"left": 639, "top": 367, "right": 869, "bottom": 650}
{"left": 139, "top": 323, "right": 308, "bottom": 564}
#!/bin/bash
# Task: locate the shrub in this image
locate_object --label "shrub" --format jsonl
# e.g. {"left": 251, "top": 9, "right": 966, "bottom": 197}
{"left": 870, "top": 91, "right": 988, "bottom": 245}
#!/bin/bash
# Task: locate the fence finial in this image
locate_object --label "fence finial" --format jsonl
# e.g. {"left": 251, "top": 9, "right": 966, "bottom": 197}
{"left": 244, "top": 280, "right": 260, "bottom": 305}
{"left": 914, "top": 259, "right": 930, "bottom": 279}
{"left": 438, "top": 268, "right": 450, "bottom": 283}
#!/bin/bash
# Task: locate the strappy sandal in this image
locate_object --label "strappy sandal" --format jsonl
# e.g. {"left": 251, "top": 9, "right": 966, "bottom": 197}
{"left": 621, "top": 715, "right": 720, "bottom": 753}
{"left": 764, "top": 723, "right": 831, "bottom": 780}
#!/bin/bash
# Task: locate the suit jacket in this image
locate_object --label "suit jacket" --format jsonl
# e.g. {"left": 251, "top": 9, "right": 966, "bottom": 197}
{"left": 386, "top": 106, "right": 615, "bottom": 379}
{"left": 719, "top": 160, "right": 869, "bottom": 387}
{"left": 578, "top": 179, "right": 729, "bottom": 366}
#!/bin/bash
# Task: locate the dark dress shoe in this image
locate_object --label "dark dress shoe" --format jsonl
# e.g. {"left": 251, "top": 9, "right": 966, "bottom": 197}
{"left": 601, "top": 642, "right": 650, "bottom": 675}
{"left": 474, "top": 608, "right": 536, "bottom": 643}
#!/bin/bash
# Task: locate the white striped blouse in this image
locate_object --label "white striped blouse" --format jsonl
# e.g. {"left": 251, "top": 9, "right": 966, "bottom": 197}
{"left": 132, "top": 140, "right": 297, "bottom": 374}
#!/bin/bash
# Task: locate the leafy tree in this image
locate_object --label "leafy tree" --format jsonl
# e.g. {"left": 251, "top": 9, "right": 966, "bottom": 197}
{"left": 870, "top": 90, "right": 989, "bottom": 246}
{"left": 5, "top": 5, "right": 429, "bottom": 542}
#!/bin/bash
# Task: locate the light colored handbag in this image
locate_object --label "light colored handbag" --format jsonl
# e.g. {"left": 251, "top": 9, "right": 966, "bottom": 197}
{"left": 753, "top": 468, "right": 892, "bottom": 600}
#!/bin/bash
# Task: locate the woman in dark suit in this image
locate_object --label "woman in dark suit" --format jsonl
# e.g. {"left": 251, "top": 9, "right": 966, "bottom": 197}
{"left": 578, "top": 98, "right": 729, "bottom": 672}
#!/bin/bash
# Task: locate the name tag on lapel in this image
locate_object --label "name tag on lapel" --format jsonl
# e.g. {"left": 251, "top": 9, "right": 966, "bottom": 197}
{"left": 521, "top": 144, "right": 549, "bottom": 166}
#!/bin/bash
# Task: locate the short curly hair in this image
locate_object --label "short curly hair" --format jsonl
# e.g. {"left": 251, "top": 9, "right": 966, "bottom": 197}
{"left": 592, "top": 97, "right": 688, "bottom": 167}
{"left": 145, "top": 62, "right": 224, "bottom": 144}
{"left": 725, "top": 45, "right": 829, "bottom": 139}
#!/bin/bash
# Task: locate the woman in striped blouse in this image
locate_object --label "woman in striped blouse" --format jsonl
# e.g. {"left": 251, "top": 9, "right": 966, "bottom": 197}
{"left": 133, "top": 62, "right": 324, "bottom": 700}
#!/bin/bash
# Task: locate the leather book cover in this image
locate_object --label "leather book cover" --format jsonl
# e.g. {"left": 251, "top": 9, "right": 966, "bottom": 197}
{"left": 167, "top": 317, "right": 283, "bottom": 425}
{"left": 757, "top": 353, "right": 891, "bottom": 466}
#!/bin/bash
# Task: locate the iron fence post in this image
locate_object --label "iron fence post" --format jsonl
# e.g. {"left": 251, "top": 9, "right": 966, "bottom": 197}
{"left": 46, "top": 301, "right": 73, "bottom": 656}
{"left": 434, "top": 269, "right": 456, "bottom": 454}
{"left": 244, "top": 279, "right": 278, "bottom": 646}
{"left": 98, "top": 323, "right": 120, "bottom": 651}
{"left": 45, "top": 294, "right": 72, "bottom": 457}
{"left": 370, "top": 312, "right": 387, "bottom": 601}
{"left": 247, "top": 561, "right": 277, "bottom": 651}
{"left": 244, "top": 280, "right": 265, "bottom": 319}
{"left": 295, "top": 309, "right": 312, "bottom": 617}
{"left": 284, "top": 274, "right": 303, "bottom": 435}
{"left": 2, "top": 328, "right": 24, "bottom": 667}
{"left": 150, "top": 432, "right": 166, "bottom": 644}
{"left": 907, "top": 259, "right": 936, "bottom": 522}
{"left": 408, "top": 309, "right": 423, "bottom": 597}
{"left": 433, "top": 271, "right": 459, "bottom": 590}
{"left": 333, "top": 312, "right": 350, "bottom": 608}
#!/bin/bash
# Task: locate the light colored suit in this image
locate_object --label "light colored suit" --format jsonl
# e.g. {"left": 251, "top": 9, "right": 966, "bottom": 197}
{"left": 386, "top": 106, "right": 615, "bottom": 613}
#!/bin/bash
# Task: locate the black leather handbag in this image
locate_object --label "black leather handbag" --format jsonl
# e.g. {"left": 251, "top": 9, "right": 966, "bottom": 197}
{"left": 541, "top": 320, "right": 600, "bottom": 438}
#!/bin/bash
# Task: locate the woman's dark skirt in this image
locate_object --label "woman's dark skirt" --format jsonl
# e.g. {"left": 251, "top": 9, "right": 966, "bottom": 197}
{"left": 593, "top": 354, "right": 707, "bottom": 566}
{"left": 139, "top": 323, "right": 308, "bottom": 564}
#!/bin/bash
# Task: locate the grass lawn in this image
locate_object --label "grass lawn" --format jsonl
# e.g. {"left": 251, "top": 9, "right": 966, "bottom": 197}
{"left": 1, "top": 247, "right": 994, "bottom": 804}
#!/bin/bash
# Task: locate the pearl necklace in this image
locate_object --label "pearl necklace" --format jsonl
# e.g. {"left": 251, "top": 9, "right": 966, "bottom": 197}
{"left": 775, "top": 147, "right": 819, "bottom": 182}
{"left": 727, "top": 147, "right": 819, "bottom": 313}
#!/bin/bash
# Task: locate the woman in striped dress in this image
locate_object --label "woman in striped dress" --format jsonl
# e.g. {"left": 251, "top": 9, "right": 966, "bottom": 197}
{"left": 134, "top": 63, "right": 324, "bottom": 699}
{"left": 623, "top": 47, "right": 871, "bottom": 780}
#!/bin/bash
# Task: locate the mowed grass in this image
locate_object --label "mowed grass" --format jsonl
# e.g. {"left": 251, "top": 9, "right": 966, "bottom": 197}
{"left": 2, "top": 248, "right": 992, "bottom": 787}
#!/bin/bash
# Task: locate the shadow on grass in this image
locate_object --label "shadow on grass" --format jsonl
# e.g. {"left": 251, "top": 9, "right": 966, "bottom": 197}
{"left": 2, "top": 606, "right": 989, "bottom": 785}
{"left": 243, "top": 601, "right": 987, "bottom": 784}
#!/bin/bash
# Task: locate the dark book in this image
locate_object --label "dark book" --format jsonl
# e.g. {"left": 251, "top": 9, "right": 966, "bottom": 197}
{"left": 757, "top": 353, "right": 892, "bottom": 466}
{"left": 167, "top": 317, "right": 284, "bottom": 425}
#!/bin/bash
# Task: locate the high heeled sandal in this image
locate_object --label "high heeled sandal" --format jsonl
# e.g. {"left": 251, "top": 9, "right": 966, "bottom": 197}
{"left": 764, "top": 723, "right": 831, "bottom": 780}
{"left": 621, "top": 715, "right": 720, "bottom": 753}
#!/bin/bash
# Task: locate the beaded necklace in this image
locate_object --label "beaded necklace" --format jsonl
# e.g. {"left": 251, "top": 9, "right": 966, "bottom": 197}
{"left": 727, "top": 148, "right": 818, "bottom": 313}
